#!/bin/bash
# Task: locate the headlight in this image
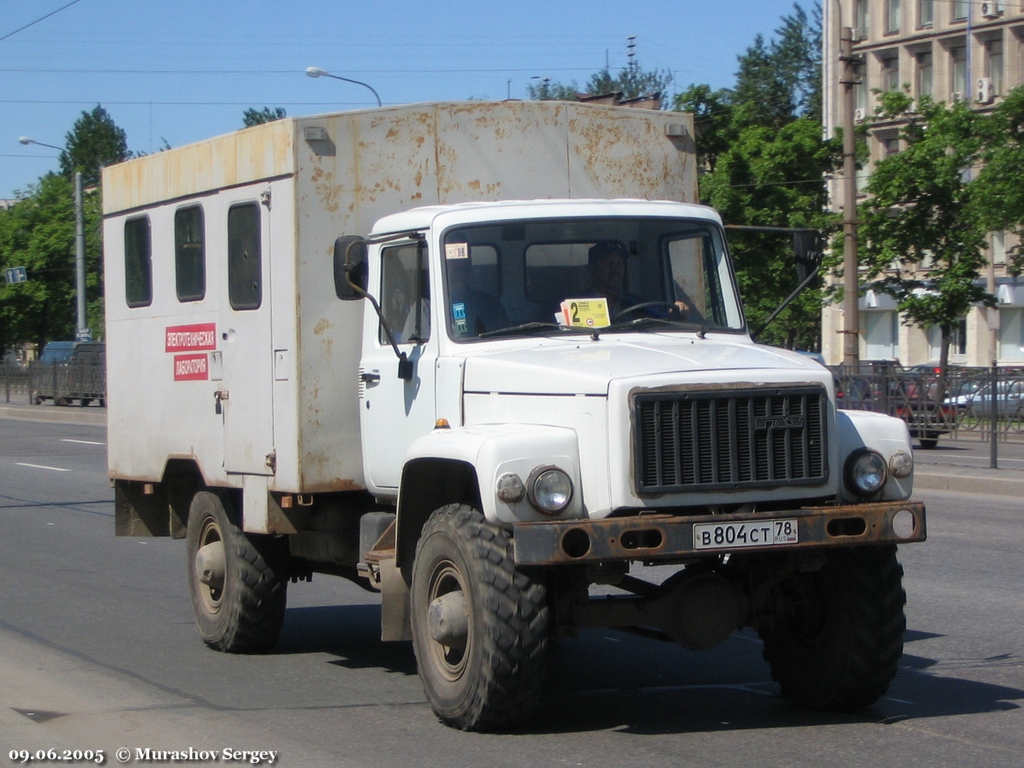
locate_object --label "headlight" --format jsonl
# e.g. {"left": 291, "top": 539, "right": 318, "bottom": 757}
{"left": 845, "top": 449, "right": 888, "bottom": 497}
{"left": 527, "top": 466, "right": 573, "bottom": 515}
{"left": 889, "top": 450, "right": 914, "bottom": 479}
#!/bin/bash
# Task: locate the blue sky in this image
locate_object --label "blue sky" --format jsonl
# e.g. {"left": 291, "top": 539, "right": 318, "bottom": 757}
{"left": 2, "top": 0, "right": 809, "bottom": 199}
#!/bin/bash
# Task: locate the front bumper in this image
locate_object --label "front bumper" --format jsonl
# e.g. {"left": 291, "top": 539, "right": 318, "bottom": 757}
{"left": 513, "top": 501, "right": 926, "bottom": 566}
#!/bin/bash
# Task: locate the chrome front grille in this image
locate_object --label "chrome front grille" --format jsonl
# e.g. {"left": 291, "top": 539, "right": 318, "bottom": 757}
{"left": 634, "top": 386, "right": 828, "bottom": 494}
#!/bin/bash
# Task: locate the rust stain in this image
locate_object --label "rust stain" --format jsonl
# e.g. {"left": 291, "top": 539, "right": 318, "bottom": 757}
{"left": 314, "top": 318, "right": 332, "bottom": 335}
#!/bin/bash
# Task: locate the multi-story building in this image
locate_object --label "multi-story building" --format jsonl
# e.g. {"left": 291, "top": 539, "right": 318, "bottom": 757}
{"left": 822, "top": 0, "right": 1024, "bottom": 367}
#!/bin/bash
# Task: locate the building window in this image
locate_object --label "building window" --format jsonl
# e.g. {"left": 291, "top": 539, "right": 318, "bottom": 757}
{"left": 929, "top": 318, "right": 968, "bottom": 359}
{"left": 993, "top": 230, "right": 1007, "bottom": 266}
{"left": 855, "top": 0, "right": 869, "bottom": 39}
{"left": 999, "top": 308, "right": 1024, "bottom": 361}
{"left": 918, "top": 0, "right": 934, "bottom": 27}
{"left": 866, "top": 311, "right": 898, "bottom": 360}
{"left": 855, "top": 60, "right": 868, "bottom": 114}
{"left": 881, "top": 133, "right": 901, "bottom": 158}
{"left": 951, "top": 46, "right": 968, "bottom": 100}
{"left": 953, "top": 1, "right": 968, "bottom": 21}
{"left": 986, "top": 39, "right": 1004, "bottom": 96}
{"left": 916, "top": 50, "right": 933, "bottom": 99}
{"left": 228, "top": 202, "right": 262, "bottom": 311}
{"left": 175, "top": 205, "right": 205, "bottom": 302}
{"left": 124, "top": 216, "right": 152, "bottom": 308}
{"left": 886, "top": 0, "right": 901, "bottom": 33}
{"left": 881, "top": 53, "right": 900, "bottom": 93}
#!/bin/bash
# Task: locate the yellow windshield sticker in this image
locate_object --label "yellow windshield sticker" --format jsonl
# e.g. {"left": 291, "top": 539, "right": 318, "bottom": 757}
{"left": 560, "top": 298, "right": 610, "bottom": 328}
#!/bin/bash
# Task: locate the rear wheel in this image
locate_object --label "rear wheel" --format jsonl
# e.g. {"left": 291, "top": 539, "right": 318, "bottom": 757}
{"left": 410, "top": 504, "right": 549, "bottom": 731}
{"left": 759, "top": 545, "right": 906, "bottom": 711}
{"left": 918, "top": 435, "right": 939, "bottom": 449}
{"left": 185, "top": 490, "right": 288, "bottom": 653}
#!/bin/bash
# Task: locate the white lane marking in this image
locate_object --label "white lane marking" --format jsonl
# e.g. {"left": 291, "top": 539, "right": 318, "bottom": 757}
{"left": 15, "top": 462, "right": 71, "bottom": 472}
{"left": 60, "top": 439, "right": 106, "bottom": 446}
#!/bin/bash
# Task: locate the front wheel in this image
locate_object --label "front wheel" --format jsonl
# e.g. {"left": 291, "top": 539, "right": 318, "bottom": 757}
{"left": 759, "top": 545, "right": 906, "bottom": 711}
{"left": 185, "top": 490, "right": 288, "bottom": 653}
{"left": 410, "top": 504, "right": 549, "bottom": 731}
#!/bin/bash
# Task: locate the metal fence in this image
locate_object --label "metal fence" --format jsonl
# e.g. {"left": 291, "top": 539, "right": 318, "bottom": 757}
{"left": 832, "top": 366, "right": 1024, "bottom": 445}
{"left": 1, "top": 360, "right": 107, "bottom": 406}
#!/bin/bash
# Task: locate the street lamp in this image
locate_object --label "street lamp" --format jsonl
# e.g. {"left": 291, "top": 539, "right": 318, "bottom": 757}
{"left": 305, "top": 66, "right": 382, "bottom": 107}
{"left": 17, "top": 136, "right": 89, "bottom": 341}
{"left": 19, "top": 136, "right": 63, "bottom": 152}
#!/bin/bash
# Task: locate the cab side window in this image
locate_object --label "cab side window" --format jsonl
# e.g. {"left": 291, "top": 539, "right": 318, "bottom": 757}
{"left": 380, "top": 243, "right": 429, "bottom": 344}
{"left": 124, "top": 216, "right": 152, "bottom": 308}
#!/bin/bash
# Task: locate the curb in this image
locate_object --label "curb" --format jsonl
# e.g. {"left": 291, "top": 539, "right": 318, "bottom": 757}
{"left": 0, "top": 404, "right": 106, "bottom": 427}
{"left": 913, "top": 466, "right": 1024, "bottom": 498}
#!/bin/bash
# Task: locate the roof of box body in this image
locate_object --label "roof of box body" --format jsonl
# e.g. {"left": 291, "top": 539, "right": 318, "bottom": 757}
{"left": 101, "top": 101, "right": 694, "bottom": 216}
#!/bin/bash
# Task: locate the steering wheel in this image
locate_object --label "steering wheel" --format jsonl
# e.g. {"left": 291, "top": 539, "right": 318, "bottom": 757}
{"left": 612, "top": 301, "right": 676, "bottom": 322}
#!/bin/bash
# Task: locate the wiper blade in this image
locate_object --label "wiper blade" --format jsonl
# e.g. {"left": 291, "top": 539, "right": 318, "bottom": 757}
{"left": 603, "top": 316, "right": 708, "bottom": 337}
{"left": 477, "top": 321, "right": 591, "bottom": 339}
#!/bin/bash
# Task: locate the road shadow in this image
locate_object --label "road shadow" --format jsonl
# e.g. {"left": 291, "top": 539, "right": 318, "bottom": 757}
{"left": 276, "top": 603, "right": 417, "bottom": 676}
{"left": 273, "top": 605, "right": 1023, "bottom": 736}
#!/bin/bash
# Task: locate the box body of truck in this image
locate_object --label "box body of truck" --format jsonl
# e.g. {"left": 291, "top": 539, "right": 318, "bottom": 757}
{"left": 104, "top": 101, "right": 695, "bottom": 528}
{"left": 104, "top": 101, "right": 925, "bottom": 732}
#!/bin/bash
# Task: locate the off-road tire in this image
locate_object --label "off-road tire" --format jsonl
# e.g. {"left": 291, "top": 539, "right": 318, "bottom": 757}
{"left": 759, "top": 544, "right": 906, "bottom": 711}
{"left": 185, "top": 490, "right": 288, "bottom": 653}
{"left": 410, "top": 504, "right": 549, "bottom": 731}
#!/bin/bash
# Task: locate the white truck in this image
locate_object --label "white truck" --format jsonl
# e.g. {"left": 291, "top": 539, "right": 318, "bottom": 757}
{"left": 103, "top": 100, "right": 926, "bottom": 731}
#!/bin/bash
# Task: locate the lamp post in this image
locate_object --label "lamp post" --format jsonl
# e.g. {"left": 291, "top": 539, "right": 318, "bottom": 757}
{"left": 18, "top": 137, "right": 89, "bottom": 340}
{"left": 305, "top": 66, "right": 382, "bottom": 107}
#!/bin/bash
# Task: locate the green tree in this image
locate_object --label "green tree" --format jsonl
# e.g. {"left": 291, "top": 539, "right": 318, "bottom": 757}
{"left": 243, "top": 106, "right": 287, "bottom": 127}
{"left": 676, "top": 2, "right": 833, "bottom": 350}
{"left": 673, "top": 84, "right": 735, "bottom": 173}
{"left": 60, "top": 105, "right": 130, "bottom": 187}
{"left": 0, "top": 173, "right": 104, "bottom": 352}
{"left": 701, "top": 117, "right": 837, "bottom": 349}
{"left": 585, "top": 62, "right": 673, "bottom": 101}
{"left": 526, "top": 78, "right": 581, "bottom": 101}
{"left": 974, "top": 87, "right": 1024, "bottom": 276}
{"left": 858, "top": 92, "right": 991, "bottom": 375}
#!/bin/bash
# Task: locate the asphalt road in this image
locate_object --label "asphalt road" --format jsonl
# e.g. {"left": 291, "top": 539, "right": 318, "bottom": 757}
{"left": 1, "top": 417, "right": 1022, "bottom": 767}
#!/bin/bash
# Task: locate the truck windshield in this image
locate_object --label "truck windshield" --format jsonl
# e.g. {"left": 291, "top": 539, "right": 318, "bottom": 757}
{"left": 441, "top": 216, "right": 744, "bottom": 341}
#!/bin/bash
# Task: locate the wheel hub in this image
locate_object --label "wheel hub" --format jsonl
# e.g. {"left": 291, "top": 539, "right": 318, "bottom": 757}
{"left": 427, "top": 590, "right": 469, "bottom": 649}
{"left": 195, "top": 540, "right": 226, "bottom": 592}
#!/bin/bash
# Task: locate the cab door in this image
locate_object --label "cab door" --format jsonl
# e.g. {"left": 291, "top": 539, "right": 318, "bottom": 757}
{"left": 218, "top": 193, "right": 275, "bottom": 475}
{"left": 359, "top": 240, "right": 437, "bottom": 492}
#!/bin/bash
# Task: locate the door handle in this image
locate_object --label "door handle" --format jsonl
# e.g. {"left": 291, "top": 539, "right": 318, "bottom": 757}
{"left": 360, "top": 371, "right": 381, "bottom": 384}
{"left": 214, "top": 388, "right": 229, "bottom": 414}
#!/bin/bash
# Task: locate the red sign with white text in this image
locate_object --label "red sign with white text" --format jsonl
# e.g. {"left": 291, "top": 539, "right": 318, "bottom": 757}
{"left": 173, "top": 353, "right": 209, "bottom": 381}
{"left": 165, "top": 323, "right": 217, "bottom": 353}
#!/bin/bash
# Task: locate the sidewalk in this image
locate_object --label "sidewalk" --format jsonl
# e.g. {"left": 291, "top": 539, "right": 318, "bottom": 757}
{"left": 2, "top": 394, "right": 1023, "bottom": 496}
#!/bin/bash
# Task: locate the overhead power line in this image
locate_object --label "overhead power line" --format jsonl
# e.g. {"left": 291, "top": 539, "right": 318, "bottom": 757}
{"left": 0, "top": 0, "right": 84, "bottom": 44}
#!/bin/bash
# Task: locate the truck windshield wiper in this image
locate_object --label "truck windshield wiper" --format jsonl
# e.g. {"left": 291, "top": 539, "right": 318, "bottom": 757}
{"left": 600, "top": 316, "right": 708, "bottom": 338}
{"left": 477, "top": 321, "right": 592, "bottom": 339}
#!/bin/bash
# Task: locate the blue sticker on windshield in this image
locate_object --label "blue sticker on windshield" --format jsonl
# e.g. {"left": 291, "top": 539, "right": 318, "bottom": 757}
{"left": 452, "top": 302, "right": 466, "bottom": 321}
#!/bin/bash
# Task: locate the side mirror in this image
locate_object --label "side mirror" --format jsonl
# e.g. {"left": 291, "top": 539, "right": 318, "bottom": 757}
{"left": 333, "top": 236, "right": 368, "bottom": 300}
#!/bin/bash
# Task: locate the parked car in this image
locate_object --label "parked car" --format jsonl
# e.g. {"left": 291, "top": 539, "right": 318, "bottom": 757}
{"left": 945, "top": 379, "right": 1024, "bottom": 419}
{"left": 832, "top": 360, "right": 955, "bottom": 449}
{"left": 32, "top": 341, "right": 106, "bottom": 406}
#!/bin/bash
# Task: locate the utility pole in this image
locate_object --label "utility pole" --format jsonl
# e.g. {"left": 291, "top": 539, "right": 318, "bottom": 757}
{"left": 840, "top": 26, "right": 860, "bottom": 369}
{"left": 74, "top": 171, "right": 88, "bottom": 339}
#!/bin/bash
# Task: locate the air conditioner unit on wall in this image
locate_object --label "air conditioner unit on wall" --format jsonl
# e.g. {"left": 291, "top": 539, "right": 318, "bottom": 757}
{"left": 981, "top": 2, "right": 1002, "bottom": 19}
{"left": 977, "top": 77, "right": 996, "bottom": 104}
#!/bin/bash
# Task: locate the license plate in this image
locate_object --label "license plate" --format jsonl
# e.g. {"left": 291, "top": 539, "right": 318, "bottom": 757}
{"left": 693, "top": 519, "right": 799, "bottom": 550}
